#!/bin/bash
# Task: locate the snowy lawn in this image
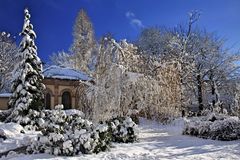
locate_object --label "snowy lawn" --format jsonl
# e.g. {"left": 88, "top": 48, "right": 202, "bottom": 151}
{"left": 0, "top": 122, "right": 40, "bottom": 153}
{"left": 1, "top": 118, "right": 240, "bottom": 160}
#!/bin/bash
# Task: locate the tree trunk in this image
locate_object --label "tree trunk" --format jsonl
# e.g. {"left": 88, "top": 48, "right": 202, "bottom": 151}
{"left": 197, "top": 74, "right": 203, "bottom": 111}
{"left": 211, "top": 82, "right": 216, "bottom": 107}
{"left": 209, "top": 72, "right": 219, "bottom": 109}
{"left": 180, "top": 76, "right": 185, "bottom": 116}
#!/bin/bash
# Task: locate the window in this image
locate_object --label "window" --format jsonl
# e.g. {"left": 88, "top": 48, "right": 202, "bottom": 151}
{"left": 45, "top": 93, "right": 51, "bottom": 109}
{"left": 62, "top": 91, "right": 71, "bottom": 109}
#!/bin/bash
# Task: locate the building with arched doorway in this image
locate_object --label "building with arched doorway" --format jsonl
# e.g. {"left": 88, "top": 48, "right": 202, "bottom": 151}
{"left": 43, "top": 65, "right": 92, "bottom": 109}
{"left": 0, "top": 65, "right": 93, "bottom": 110}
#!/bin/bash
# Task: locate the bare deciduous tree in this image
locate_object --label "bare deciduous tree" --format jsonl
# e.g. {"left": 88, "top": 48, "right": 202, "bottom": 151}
{"left": 50, "top": 50, "right": 74, "bottom": 68}
{"left": 0, "top": 32, "right": 18, "bottom": 93}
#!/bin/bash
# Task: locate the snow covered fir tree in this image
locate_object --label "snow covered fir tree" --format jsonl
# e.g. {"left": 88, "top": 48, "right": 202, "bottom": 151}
{"left": 6, "top": 8, "right": 45, "bottom": 124}
{"left": 0, "top": 3, "right": 240, "bottom": 159}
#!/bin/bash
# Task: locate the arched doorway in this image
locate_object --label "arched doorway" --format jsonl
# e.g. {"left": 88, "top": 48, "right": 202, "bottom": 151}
{"left": 62, "top": 91, "right": 71, "bottom": 109}
{"left": 45, "top": 92, "right": 51, "bottom": 109}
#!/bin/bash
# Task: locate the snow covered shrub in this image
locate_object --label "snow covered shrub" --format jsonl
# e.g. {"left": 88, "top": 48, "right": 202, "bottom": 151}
{"left": 210, "top": 116, "right": 240, "bottom": 140}
{"left": 28, "top": 113, "right": 138, "bottom": 156}
{"left": 107, "top": 117, "right": 138, "bottom": 143}
{"left": 183, "top": 117, "right": 211, "bottom": 137}
{"left": 10, "top": 105, "right": 85, "bottom": 131}
{"left": 183, "top": 113, "right": 240, "bottom": 141}
{"left": 27, "top": 105, "right": 111, "bottom": 156}
{"left": 3, "top": 102, "right": 138, "bottom": 156}
{"left": 93, "top": 123, "right": 112, "bottom": 153}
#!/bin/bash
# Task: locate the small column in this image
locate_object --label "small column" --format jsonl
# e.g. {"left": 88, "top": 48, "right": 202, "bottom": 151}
{"left": 54, "top": 79, "right": 59, "bottom": 106}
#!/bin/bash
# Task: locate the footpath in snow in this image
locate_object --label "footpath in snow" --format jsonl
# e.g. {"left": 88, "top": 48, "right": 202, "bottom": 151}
{"left": 1, "top": 118, "right": 240, "bottom": 160}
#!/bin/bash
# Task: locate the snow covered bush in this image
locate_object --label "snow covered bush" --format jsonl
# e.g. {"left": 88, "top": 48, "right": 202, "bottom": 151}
{"left": 107, "top": 117, "right": 138, "bottom": 143}
{"left": 210, "top": 116, "right": 240, "bottom": 140}
{"left": 27, "top": 105, "right": 111, "bottom": 156}
{"left": 183, "top": 113, "right": 240, "bottom": 141}
{"left": 24, "top": 106, "right": 138, "bottom": 156}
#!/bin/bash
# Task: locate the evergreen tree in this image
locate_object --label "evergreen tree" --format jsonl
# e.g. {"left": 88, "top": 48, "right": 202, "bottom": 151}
{"left": 71, "top": 9, "right": 95, "bottom": 73}
{"left": 7, "top": 8, "right": 45, "bottom": 124}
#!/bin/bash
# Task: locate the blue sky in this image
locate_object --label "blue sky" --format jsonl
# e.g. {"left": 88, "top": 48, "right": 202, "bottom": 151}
{"left": 0, "top": 0, "right": 240, "bottom": 63}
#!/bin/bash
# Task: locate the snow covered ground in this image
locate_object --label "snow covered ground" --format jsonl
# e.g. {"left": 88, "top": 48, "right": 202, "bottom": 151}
{"left": 0, "top": 122, "right": 40, "bottom": 154}
{"left": 1, "top": 118, "right": 240, "bottom": 160}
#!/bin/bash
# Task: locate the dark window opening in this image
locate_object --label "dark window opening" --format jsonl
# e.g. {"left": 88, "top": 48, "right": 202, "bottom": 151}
{"left": 62, "top": 91, "right": 71, "bottom": 109}
{"left": 45, "top": 93, "right": 51, "bottom": 109}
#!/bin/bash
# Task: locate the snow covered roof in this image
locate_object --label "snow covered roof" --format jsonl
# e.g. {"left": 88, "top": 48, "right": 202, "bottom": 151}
{"left": 43, "top": 65, "right": 92, "bottom": 81}
{"left": 0, "top": 93, "right": 12, "bottom": 98}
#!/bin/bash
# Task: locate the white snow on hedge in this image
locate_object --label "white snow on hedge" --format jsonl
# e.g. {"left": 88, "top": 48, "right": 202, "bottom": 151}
{"left": 43, "top": 65, "right": 92, "bottom": 81}
{"left": 183, "top": 113, "right": 240, "bottom": 141}
{"left": 64, "top": 109, "right": 85, "bottom": 117}
{"left": 1, "top": 118, "right": 240, "bottom": 160}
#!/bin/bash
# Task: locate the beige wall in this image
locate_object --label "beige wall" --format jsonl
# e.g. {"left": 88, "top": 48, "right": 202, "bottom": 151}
{"left": 44, "top": 79, "right": 79, "bottom": 109}
{"left": 47, "top": 85, "right": 55, "bottom": 93}
{"left": 0, "top": 97, "right": 9, "bottom": 110}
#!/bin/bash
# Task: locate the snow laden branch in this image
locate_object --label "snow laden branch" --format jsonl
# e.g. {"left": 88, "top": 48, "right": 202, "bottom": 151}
{"left": 137, "top": 11, "right": 240, "bottom": 116}
{"left": 76, "top": 37, "right": 181, "bottom": 123}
